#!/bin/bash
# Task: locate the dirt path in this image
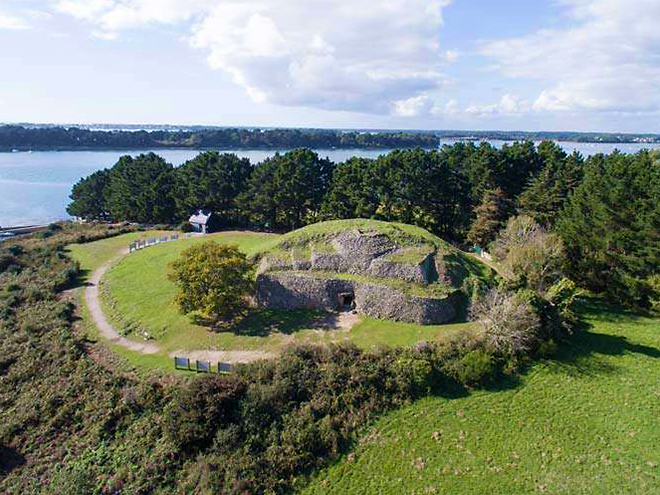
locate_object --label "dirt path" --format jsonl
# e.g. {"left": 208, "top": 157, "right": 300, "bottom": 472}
{"left": 85, "top": 250, "right": 160, "bottom": 354}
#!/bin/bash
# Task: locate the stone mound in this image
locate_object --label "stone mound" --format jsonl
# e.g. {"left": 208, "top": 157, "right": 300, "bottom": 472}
{"left": 253, "top": 220, "right": 490, "bottom": 325}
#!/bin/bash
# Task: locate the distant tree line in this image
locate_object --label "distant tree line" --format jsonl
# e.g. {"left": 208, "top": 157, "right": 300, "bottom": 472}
{"left": 0, "top": 125, "right": 439, "bottom": 151}
{"left": 2, "top": 125, "right": 659, "bottom": 151}
{"left": 67, "top": 142, "right": 660, "bottom": 309}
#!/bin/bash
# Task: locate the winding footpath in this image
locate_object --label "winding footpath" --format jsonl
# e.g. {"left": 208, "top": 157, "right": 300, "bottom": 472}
{"left": 83, "top": 247, "right": 277, "bottom": 364}
{"left": 85, "top": 249, "right": 160, "bottom": 354}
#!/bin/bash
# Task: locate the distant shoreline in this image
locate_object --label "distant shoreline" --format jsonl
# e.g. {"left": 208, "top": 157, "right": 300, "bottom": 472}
{"left": 1, "top": 124, "right": 658, "bottom": 153}
{"left": 3, "top": 140, "right": 660, "bottom": 153}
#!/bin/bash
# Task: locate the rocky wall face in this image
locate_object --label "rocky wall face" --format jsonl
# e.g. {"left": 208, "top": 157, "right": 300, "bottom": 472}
{"left": 255, "top": 273, "right": 354, "bottom": 311}
{"left": 367, "top": 252, "right": 435, "bottom": 284}
{"left": 310, "top": 253, "right": 353, "bottom": 272}
{"left": 255, "top": 272, "right": 457, "bottom": 325}
{"left": 354, "top": 283, "right": 456, "bottom": 324}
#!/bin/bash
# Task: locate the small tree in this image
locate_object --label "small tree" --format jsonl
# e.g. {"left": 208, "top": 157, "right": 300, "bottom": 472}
{"left": 469, "top": 288, "right": 541, "bottom": 356}
{"left": 492, "top": 215, "right": 564, "bottom": 293}
{"left": 467, "top": 188, "right": 513, "bottom": 248}
{"left": 168, "top": 241, "right": 254, "bottom": 323}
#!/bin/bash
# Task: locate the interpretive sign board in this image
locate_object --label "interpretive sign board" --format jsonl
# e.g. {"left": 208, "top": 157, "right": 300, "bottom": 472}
{"left": 174, "top": 357, "right": 190, "bottom": 370}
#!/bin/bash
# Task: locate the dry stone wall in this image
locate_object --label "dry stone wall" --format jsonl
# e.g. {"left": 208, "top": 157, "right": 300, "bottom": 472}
{"left": 255, "top": 272, "right": 457, "bottom": 325}
{"left": 254, "top": 227, "right": 469, "bottom": 325}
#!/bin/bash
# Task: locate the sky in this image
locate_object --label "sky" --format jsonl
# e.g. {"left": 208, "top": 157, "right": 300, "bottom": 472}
{"left": 0, "top": 0, "right": 659, "bottom": 133}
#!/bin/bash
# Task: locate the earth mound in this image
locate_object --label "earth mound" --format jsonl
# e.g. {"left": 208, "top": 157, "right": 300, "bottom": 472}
{"left": 252, "top": 220, "right": 493, "bottom": 325}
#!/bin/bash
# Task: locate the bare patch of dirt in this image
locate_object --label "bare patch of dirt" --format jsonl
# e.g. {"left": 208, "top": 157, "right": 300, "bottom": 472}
{"left": 313, "top": 311, "right": 360, "bottom": 332}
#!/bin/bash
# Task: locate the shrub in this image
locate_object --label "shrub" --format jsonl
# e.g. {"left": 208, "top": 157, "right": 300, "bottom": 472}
{"left": 6, "top": 245, "right": 23, "bottom": 256}
{"left": 470, "top": 288, "right": 541, "bottom": 356}
{"left": 0, "top": 255, "right": 19, "bottom": 274}
{"left": 180, "top": 222, "right": 195, "bottom": 233}
{"left": 647, "top": 274, "right": 660, "bottom": 314}
{"left": 393, "top": 353, "right": 434, "bottom": 397}
{"left": 538, "top": 339, "right": 558, "bottom": 357}
{"left": 163, "top": 375, "right": 246, "bottom": 451}
{"left": 544, "top": 277, "right": 584, "bottom": 329}
{"left": 448, "top": 349, "right": 495, "bottom": 386}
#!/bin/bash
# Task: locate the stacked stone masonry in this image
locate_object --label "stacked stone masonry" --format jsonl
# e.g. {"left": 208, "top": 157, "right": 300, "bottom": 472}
{"left": 254, "top": 228, "right": 465, "bottom": 325}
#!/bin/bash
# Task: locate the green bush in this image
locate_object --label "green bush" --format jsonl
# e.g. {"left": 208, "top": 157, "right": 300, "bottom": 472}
{"left": 537, "top": 339, "right": 558, "bottom": 357}
{"left": 449, "top": 350, "right": 495, "bottom": 386}
{"left": 645, "top": 274, "right": 660, "bottom": 315}
{"left": 164, "top": 375, "right": 246, "bottom": 451}
{"left": 180, "top": 222, "right": 195, "bottom": 233}
{"left": 394, "top": 353, "right": 434, "bottom": 397}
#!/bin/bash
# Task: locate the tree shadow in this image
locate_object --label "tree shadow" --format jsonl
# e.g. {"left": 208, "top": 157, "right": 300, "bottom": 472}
{"left": 191, "top": 308, "right": 331, "bottom": 337}
{"left": 545, "top": 322, "right": 660, "bottom": 377}
{"left": 575, "top": 297, "right": 650, "bottom": 323}
{"left": 0, "top": 445, "right": 25, "bottom": 476}
{"left": 59, "top": 268, "right": 93, "bottom": 291}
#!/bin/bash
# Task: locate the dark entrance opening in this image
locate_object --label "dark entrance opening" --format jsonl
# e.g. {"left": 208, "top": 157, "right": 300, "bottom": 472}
{"left": 338, "top": 292, "right": 355, "bottom": 311}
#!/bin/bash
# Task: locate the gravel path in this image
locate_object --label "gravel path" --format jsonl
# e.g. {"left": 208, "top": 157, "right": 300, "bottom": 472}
{"left": 85, "top": 250, "right": 160, "bottom": 354}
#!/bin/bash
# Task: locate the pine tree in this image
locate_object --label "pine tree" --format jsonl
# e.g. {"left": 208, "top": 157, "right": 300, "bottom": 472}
{"left": 173, "top": 152, "right": 252, "bottom": 225}
{"left": 67, "top": 169, "right": 111, "bottom": 220}
{"left": 105, "top": 153, "right": 175, "bottom": 223}
{"left": 519, "top": 150, "right": 584, "bottom": 228}
{"left": 558, "top": 150, "right": 660, "bottom": 307}
{"left": 467, "top": 188, "right": 514, "bottom": 248}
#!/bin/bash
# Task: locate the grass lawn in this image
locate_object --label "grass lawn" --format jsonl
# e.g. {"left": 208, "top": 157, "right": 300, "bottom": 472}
{"left": 302, "top": 300, "right": 660, "bottom": 494}
{"left": 67, "top": 229, "right": 179, "bottom": 280}
{"left": 69, "top": 230, "right": 472, "bottom": 373}
{"left": 75, "top": 289, "right": 180, "bottom": 376}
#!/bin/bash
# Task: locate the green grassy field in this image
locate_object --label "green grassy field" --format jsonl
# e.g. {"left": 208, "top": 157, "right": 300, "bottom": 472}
{"left": 67, "top": 229, "right": 179, "bottom": 279}
{"left": 69, "top": 231, "right": 471, "bottom": 373}
{"left": 302, "top": 300, "right": 660, "bottom": 494}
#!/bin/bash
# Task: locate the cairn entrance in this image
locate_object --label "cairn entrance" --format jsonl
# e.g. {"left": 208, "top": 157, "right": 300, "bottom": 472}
{"left": 338, "top": 292, "right": 355, "bottom": 311}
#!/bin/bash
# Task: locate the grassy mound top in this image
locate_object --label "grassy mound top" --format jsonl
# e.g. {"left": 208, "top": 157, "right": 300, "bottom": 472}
{"left": 253, "top": 219, "right": 456, "bottom": 259}
{"left": 253, "top": 219, "right": 494, "bottom": 289}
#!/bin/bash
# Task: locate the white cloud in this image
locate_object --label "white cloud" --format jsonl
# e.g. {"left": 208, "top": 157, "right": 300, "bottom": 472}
{"left": 92, "top": 29, "right": 118, "bottom": 40}
{"left": 482, "top": 0, "right": 660, "bottom": 115}
{"left": 394, "top": 94, "right": 434, "bottom": 117}
{"left": 25, "top": 10, "right": 53, "bottom": 21}
{"left": 51, "top": 0, "right": 454, "bottom": 115}
{"left": 54, "top": 0, "right": 115, "bottom": 21}
{"left": 465, "top": 94, "right": 530, "bottom": 116}
{"left": 0, "top": 11, "right": 29, "bottom": 30}
{"left": 444, "top": 49, "right": 459, "bottom": 64}
{"left": 443, "top": 99, "right": 459, "bottom": 115}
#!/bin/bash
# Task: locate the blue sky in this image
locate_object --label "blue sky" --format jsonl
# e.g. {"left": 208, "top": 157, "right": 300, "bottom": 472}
{"left": 1, "top": 0, "right": 659, "bottom": 132}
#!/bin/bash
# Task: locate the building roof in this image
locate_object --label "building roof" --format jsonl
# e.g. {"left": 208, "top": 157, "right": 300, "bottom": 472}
{"left": 189, "top": 209, "right": 212, "bottom": 225}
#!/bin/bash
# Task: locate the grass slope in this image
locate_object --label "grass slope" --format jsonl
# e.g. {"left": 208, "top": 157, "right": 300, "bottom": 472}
{"left": 67, "top": 229, "right": 178, "bottom": 279}
{"left": 303, "top": 301, "right": 660, "bottom": 494}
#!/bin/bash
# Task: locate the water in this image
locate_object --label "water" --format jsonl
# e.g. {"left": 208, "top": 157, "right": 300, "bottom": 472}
{"left": 0, "top": 140, "right": 657, "bottom": 227}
